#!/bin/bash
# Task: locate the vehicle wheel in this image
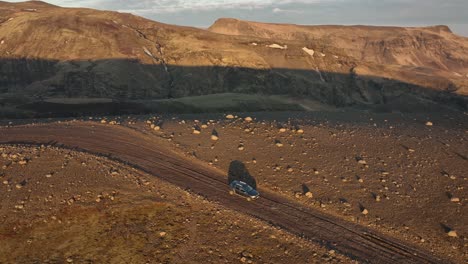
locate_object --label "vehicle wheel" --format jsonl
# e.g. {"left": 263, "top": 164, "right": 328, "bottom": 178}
{"left": 246, "top": 197, "right": 252, "bottom": 202}
{"left": 229, "top": 190, "right": 235, "bottom": 195}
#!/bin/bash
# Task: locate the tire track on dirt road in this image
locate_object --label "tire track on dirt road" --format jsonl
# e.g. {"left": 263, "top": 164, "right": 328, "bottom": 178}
{"left": 0, "top": 123, "right": 450, "bottom": 264}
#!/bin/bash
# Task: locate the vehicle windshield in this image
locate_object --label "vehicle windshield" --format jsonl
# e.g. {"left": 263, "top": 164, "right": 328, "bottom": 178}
{"left": 243, "top": 184, "right": 253, "bottom": 192}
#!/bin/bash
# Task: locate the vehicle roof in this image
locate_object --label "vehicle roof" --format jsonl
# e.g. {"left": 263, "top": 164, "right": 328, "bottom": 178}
{"left": 232, "top": 180, "right": 248, "bottom": 185}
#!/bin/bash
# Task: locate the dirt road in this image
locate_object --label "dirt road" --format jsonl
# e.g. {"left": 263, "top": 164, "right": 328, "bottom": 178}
{"left": 0, "top": 122, "right": 450, "bottom": 263}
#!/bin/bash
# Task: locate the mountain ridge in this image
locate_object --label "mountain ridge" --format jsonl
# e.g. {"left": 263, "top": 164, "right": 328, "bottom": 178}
{"left": 0, "top": 1, "right": 467, "bottom": 115}
{"left": 210, "top": 18, "right": 455, "bottom": 34}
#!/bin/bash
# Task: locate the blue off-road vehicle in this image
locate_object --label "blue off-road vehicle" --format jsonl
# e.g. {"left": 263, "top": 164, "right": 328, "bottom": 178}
{"left": 229, "top": 180, "right": 259, "bottom": 201}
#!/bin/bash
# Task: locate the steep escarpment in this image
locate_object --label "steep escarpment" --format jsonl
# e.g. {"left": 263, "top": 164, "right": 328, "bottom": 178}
{"left": 0, "top": 2, "right": 467, "bottom": 115}
{"left": 209, "top": 19, "right": 468, "bottom": 74}
{"left": 210, "top": 19, "right": 468, "bottom": 95}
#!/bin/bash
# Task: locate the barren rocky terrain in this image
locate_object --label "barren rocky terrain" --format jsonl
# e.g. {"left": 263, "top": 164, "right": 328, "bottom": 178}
{"left": 131, "top": 112, "right": 467, "bottom": 263}
{"left": 0, "top": 144, "right": 351, "bottom": 263}
{"left": 0, "top": 1, "right": 467, "bottom": 263}
{"left": 1, "top": 111, "right": 466, "bottom": 263}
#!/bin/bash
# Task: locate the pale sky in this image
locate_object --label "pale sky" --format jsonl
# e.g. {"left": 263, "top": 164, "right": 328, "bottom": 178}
{"left": 10, "top": 0, "right": 468, "bottom": 36}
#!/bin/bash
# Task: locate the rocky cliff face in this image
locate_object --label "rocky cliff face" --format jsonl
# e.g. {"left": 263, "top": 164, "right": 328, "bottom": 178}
{"left": 0, "top": 1, "right": 467, "bottom": 113}
{"left": 209, "top": 19, "right": 468, "bottom": 75}
{"left": 209, "top": 18, "right": 468, "bottom": 97}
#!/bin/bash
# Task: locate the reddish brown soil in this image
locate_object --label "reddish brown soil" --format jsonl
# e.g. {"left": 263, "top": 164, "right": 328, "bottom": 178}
{"left": 0, "top": 144, "right": 350, "bottom": 263}
{"left": 2, "top": 113, "right": 465, "bottom": 263}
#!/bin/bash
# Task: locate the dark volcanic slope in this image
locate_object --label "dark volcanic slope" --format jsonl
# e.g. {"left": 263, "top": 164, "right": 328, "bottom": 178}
{"left": 0, "top": 122, "right": 451, "bottom": 264}
{"left": 0, "top": 1, "right": 467, "bottom": 112}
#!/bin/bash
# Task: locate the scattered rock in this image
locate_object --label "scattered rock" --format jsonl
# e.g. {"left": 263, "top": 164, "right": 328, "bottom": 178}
{"left": 211, "top": 135, "right": 219, "bottom": 141}
{"left": 268, "top": 43, "right": 287, "bottom": 50}
{"left": 275, "top": 140, "right": 283, "bottom": 147}
{"left": 159, "top": 231, "right": 167, "bottom": 238}
{"left": 226, "top": 114, "right": 235, "bottom": 119}
{"left": 192, "top": 125, "right": 202, "bottom": 134}
{"left": 67, "top": 198, "right": 75, "bottom": 205}
{"left": 450, "top": 197, "right": 460, "bottom": 203}
{"left": 15, "top": 180, "right": 27, "bottom": 189}
{"left": 305, "top": 192, "right": 313, "bottom": 198}
{"left": 241, "top": 251, "right": 254, "bottom": 260}
{"left": 361, "top": 208, "right": 369, "bottom": 215}
{"left": 302, "top": 47, "right": 315, "bottom": 56}
{"left": 447, "top": 230, "right": 458, "bottom": 237}
{"left": 425, "top": 121, "right": 433, "bottom": 126}
{"left": 244, "top": 117, "right": 253, "bottom": 122}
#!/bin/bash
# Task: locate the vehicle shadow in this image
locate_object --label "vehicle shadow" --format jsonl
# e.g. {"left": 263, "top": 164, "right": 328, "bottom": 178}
{"left": 227, "top": 160, "right": 257, "bottom": 189}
